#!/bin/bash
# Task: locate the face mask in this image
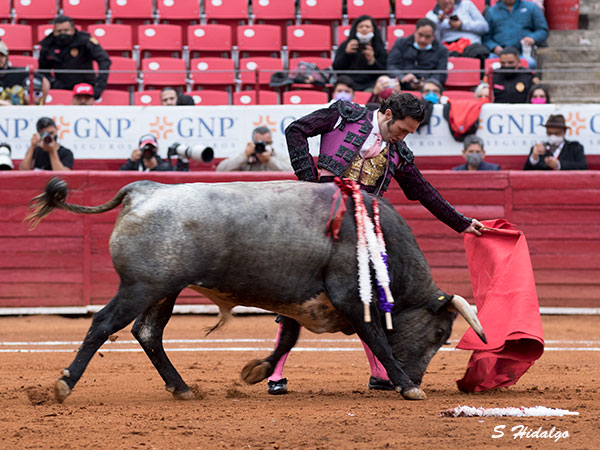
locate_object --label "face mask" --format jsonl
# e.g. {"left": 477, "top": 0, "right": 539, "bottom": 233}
{"left": 466, "top": 152, "right": 484, "bottom": 168}
{"left": 498, "top": 67, "right": 518, "bottom": 79}
{"left": 547, "top": 134, "right": 564, "bottom": 146}
{"left": 413, "top": 42, "right": 432, "bottom": 51}
{"left": 423, "top": 91, "right": 440, "bottom": 104}
{"left": 531, "top": 97, "right": 547, "bottom": 104}
{"left": 334, "top": 91, "right": 353, "bottom": 102}
{"left": 379, "top": 88, "right": 393, "bottom": 99}
{"left": 356, "top": 32, "right": 374, "bottom": 44}
{"left": 55, "top": 33, "right": 73, "bottom": 47}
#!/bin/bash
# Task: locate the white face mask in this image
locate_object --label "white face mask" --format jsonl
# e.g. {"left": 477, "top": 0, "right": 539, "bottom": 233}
{"left": 356, "top": 31, "right": 374, "bottom": 44}
{"left": 547, "top": 134, "right": 564, "bottom": 146}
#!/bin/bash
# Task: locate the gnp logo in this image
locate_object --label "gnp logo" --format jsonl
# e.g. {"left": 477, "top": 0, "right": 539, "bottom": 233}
{"left": 564, "top": 112, "right": 586, "bottom": 136}
{"left": 54, "top": 116, "right": 71, "bottom": 140}
{"left": 149, "top": 116, "right": 175, "bottom": 140}
{"left": 252, "top": 115, "right": 277, "bottom": 134}
{"left": 51, "top": 116, "right": 132, "bottom": 139}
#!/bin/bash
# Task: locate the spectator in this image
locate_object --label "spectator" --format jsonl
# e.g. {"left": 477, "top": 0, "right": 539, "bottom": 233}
{"left": 119, "top": 134, "right": 172, "bottom": 172}
{"left": 366, "top": 75, "right": 401, "bottom": 107}
{"left": 492, "top": 47, "right": 538, "bottom": 103}
{"left": 71, "top": 82, "right": 95, "bottom": 105}
{"left": 331, "top": 75, "right": 355, "bottom": 102}
{"left": 160, "top": 87, "right": 178, "bottom": 105}
{"left": 332, "top": 15, "right": 387, "bottom": 91}
{"left": 176, "top": 94, "right": 195, "bottom": 105}
{"left": 38, "top": 15, "right": 111, "bottom": 99}
{"left": 426, "top": 0, "right": 489, "bottom": 65}
{"left": 0, "top": 142, "right": 13, "bottom": 170}
{"left": 388, "top": 18, "right": 448, "bottom": 91}
{"left": 452, "top": 135, "right": 500, "bottom": 171}
{"left": 482, "top": 0, "right": 549, "bottom": 69}
{"left": 216, "top": 126, "right": 292, "bottom": 172}
{"left": 524, "top": 114, "right": 587, "bottom": 171}
{"left": 474, "top": 82, "right": 490, "bottom": 99}
{"left": 19, "top": 117, "right": 74, "bottom": 171}
{"left": 527, "top": 84, "right": 551, "bottom": 104}
{"left": 421, "top": 78, "right": 443, "bottom": 104}
{"left": 0, "top": 40, "right": 49, "bottom": 105}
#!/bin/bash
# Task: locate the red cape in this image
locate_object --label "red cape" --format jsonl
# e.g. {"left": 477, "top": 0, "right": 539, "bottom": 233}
{"left": 456, "top": 219, "right": 544, "bottom": 392}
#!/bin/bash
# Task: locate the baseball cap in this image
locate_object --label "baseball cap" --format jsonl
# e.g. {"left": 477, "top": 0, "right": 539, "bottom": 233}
{"left": 138, "top": 134, "right": 158, "bottom": 148}
{"left": 73, "top": 83, "right": 94, "bottom": 97}
{"left": 0, "top": 40, "right": 8, "bottom": 57}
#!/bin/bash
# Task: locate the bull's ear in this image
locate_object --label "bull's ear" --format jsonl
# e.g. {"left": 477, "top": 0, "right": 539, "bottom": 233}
{"left": 428, "top": 293, "right": 453, "bottom": 314}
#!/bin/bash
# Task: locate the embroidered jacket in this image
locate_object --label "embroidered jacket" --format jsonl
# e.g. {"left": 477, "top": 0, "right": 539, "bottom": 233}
{"left": 285, "top": 100, "right": 471, "bottom": 233}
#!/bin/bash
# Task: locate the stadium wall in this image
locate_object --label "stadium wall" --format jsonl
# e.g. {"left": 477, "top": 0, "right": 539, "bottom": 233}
{"left": 1, "top": 170, "right": 599, "bottom": 312}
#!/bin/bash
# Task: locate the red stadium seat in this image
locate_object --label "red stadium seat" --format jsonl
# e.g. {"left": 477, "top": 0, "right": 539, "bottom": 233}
{"left": 252, "top": 0, "right": 294, "bottom": 21}
{"left": 61, "top": 0, "right": 106, "bottom": 23}
{"left": 386, "top": 24, "right": 416, "bottom": 49}
{"left": 443, "top": 90, "right": 477, "bottom": 102}
{"left": 0, "top": 24, "right": 33, "bottom": 54}
{"left": 186, "top": 24, "right": 233, "bottom": 57}
{"left": 102, "top": 56, "right": 138, "bottom": 89}
{"left": 9, "top": 55, "right": 38, "bottom": 70}
{"left": 187, "top": 90, "right": 230, "bottom": 105}
{"left": 394, "top": 0, "right": 432, "bottom": 21}
{"left": 445, "top": 57, "right": 481, "bottom": 88}
{"left": 156, "top": 0, "right": 201, "bottom": 22}
{"left": 141, "top": 57, "right": 187, "bottom": 87}
{"left": 0, "top": 1, "right": 11, "bottom": 20}
{"left": 87, "top": 24, "right": 133, "bottom": 56}
{"left": 14, "top": 0, "right": 56, "bottom": 20}
{"left": 233, "top": 90, "right": 279, "bottom": 105}
{"left": 352, "top": 91, "right": 372, "bottom": 105}
{"left": 203, "top": 0, "right": 249, "bottom": 45}
{"left": 287, "top": 25, "right": 332, "bottom": 58}
{"left": 347, "top": 0, "right": 391, "bottom": 22}
{"left": 137, "top": 24, "right": 183, "bottom": 58}
{"left": 108, "top": 0, "right": 155, "bottom": 45}
{"left": 299, "top": 0, "right": 343, "bottom": 22}
{"left": 133, "top": 90, "right": 162, "bottom": 105}
{"left": 45, "top": 89, "right": 73, "bottom": 105}
{"left": 239, "top": 57, "right": 284, "bottom": 86}
{"left": 289, "top": 56, "right": 332, "bottom": 71}
{"left": 472, "top": 0, "right": 486, "bottom": 12}
{"left": 283, "top": 90, "right": 328, "bottom": 105}
{"left": 484, "top": 58, "right": 529, "bottom": 73}
{"left": 335, "top": 24, "right": 350, "bottom": 46}
{"left": 36, "top": 24, "right": 54, "bottom": 42}
{"left": 189, "top": 57, "right": 236, "bottom": 89}
{"left": 236, "top": 24, "right": 282, "bottom": 57}
{"left": 95, "top": 89, "right": 131, "bottom": 105}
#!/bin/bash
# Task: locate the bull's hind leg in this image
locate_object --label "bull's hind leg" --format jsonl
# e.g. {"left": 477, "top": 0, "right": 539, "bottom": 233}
{"left": 55, "top": 284, "right": 175, "bottom": 403}
{"left": 241, "top": 316, "right": 300, "bottom": 384}
{"left": 130, "top": 291, "right": 194, "bottom": 400}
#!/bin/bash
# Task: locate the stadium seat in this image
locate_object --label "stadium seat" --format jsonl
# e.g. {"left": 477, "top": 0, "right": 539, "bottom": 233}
{"left": 347, "top": 0, "right": 391, "bottom": 22}
{"left": 95, "top": 89, "right": 131, "bottom": 105}
{"left": 484, "top": 58, "right": 529, "bottom": 73}
{"left": 187, "top": 90, "right": 230, "bottom": 105}
{"left": 156, "top": 0, "right": 201, "bottom": 22}
{"left": 239, "top": 57, "right": 284, "bottom": 86}
{"left": 287, "top": 25, "right": 332, "bottom": 59}
{"left": 88, "top": 24, "right": 133, "bottom": 57}
{"left": 289, "top": 56, "right": 332, "bottom": 72}
{"left": 298, "top": 0, "right": 343, "bottom": 23}
{"left": 386, "top": 24, "right": 416, "bottom": 49}
{"left": 141, "top": 57, "right": 187, "bottom": 87}
{"left": 61, "top": 0, "right": 107, "bottom": 25}
{"left": 108, "top": 0, "right": 155, "bottom": 45}
{"left": 203, "top": 0, "right": 249, "bottom": 45}
{"left": 443, "top": 90, "right": 477, "bottom": 102}
{"left": 0, "top": 24, "right": 33, "bottom": 54}
{"left": 352, "top": 91, "right": 372, "bottom": 105}
{"left": 14, "top": 0, "right": 56, "bottom": 43}
{"left": 394, "top": 1, "right": 432, "bottom": 21}
{"left": 137, "top": 24, "right": 183, "bottom": 58}
{"left": 186, "top": 24, "right": 233, "bottom": 58}
{"left": 36, "top": 24, "right": 55, "bottom": 42}
{"left": 335, "top": 25, "right": 351, "bottom": 47}
{"left": 45, "top": 89, "right": 73, "bottom": 105}
{"left": 133, "top": 90, "right": 162, "bottom": 105}
{"left": 472, "top": 0, "right": 486, "bottom": 12}
{"left": 189, "top": 57, "right": 236, "bottom": 90}
{"left": 236, "top": 25, "right": 282, "bottom": 58}
{"left": 9, "top": 55, "right": 38, "bottom": 70}
{"left": 102, "top": 57, "right": 138, "bottom": 89}
{"left": 282, "top": 90, "right": 328, "bottom": 105}
{"left": 233, "top": 90, "right": 279, "bottom": 105}
{"left": 445, "top": 57, "right": 481, "bottom": 88}
{"left": 251, "top": 0, "right": 295, "bottom": 43}
{"left": 0, "top": 1, "right": 11, "bottom": 21}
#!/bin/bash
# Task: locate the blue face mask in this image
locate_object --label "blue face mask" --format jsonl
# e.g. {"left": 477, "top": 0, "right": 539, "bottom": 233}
{"left": 424, "top": 91, "right": 440, "bottom": 104}
{"left": 334, "top": 91, "right": 353, "bottom": 102}
{"left": 413, "top": 41, "right": 432, "bottom": 51}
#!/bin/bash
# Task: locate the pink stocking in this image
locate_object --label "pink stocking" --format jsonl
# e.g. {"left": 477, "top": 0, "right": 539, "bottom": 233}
{"left": 360, "top": 339, "right": 389, "bottom": 380}
{"left": 268, "top": 322, "right": 291, "bottom": 382}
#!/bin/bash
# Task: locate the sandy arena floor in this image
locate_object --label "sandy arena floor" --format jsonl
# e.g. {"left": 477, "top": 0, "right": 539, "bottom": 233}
{"left": 0, "top": 314, "right": 598, "bottom": 449}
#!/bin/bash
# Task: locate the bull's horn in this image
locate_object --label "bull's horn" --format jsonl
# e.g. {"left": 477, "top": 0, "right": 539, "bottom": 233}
{"left": 450, "top": 295, "right": 488, "bottom": 344}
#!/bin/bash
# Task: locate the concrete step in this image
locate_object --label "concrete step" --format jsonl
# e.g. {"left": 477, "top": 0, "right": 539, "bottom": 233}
{"left": 546, "top": 30, "right": 600, "bottom": 47}
{"left": 542, "top": 80, "right": 600, "bottom": 103}
{"left": 580, "top": 0, "right": 600, "bottom": 15}
{"left": 539, "top": 63, "right": 600, "bottom": 81}
{"left": 537, "top": 47, "right": 600, "bottom": 64}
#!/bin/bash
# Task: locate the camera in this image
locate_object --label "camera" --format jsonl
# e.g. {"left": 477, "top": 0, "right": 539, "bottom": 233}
{"left": 141, "top": 144, "right": 157, "bottom": 160}
{"left": 167, "top": 142, "right": 214, "bottom": 163}
{"left": 450, "top": 15, "right": 459, "bottom": 21}
{"left": 0, "top": 143, "right": 13, "bottom": 170}
{"left": 357, "top": 42, "right": 367, "bottom": 52}
{"left": 254, "top": 140, "right": 267, "bottom": 155}
{"left": 40, "top": 132, "right": 55, "bottom": 145}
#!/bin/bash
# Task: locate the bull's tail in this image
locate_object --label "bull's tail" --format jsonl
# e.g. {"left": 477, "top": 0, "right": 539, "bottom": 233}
{"left": 25, "top": 177, "right": 127, "bottom": 229}
{"left": 203, "top": 308, "right": 233, "bottom": 336}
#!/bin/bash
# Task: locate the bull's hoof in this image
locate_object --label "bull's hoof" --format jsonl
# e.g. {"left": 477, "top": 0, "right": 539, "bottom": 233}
{"left": 401, "top": 386, "right": 427, "bottom": 400}
{"left": 54, "top": 379, "right": 71, "bottom": 403}
{"left": 240, "top": 359, "right": 271, "bottom": 384}
{"left": 172, "top": 389, "right": 196, "bottom": 401}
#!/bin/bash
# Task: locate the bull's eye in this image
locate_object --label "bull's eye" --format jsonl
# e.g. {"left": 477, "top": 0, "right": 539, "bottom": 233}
{"left": 435, "top": 328, "right": 445, "bottom": 340}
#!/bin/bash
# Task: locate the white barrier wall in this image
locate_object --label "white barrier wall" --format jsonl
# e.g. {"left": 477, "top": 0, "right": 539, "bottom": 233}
{"left": 2, "top": 104, "right": 599, "bottom": 160}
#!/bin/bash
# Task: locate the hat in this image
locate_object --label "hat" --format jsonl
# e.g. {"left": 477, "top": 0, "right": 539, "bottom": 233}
{"left": 73, "top": 83, "right": 94, "bottom": 97}
{"left": 542, "top": 114, "right": 569, "bottom": 129}
{"left": 138, "top": 134, "right": 158, "bottom": 148}
{"left": 0, "top": 40, "right": 8, "bottom": 57}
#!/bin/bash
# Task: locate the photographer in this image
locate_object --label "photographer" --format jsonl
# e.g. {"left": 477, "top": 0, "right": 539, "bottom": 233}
{"left": 19, "top": 117, "right": 74, "bottom": 171}
{"left": 119, "top": 134, "right": 171, "bottom": 172}
{"left": 524, "top": 115, "right": 587, "bottom": 171}
{"left": 216, "top": 126, "right": 292, "bottom": 172}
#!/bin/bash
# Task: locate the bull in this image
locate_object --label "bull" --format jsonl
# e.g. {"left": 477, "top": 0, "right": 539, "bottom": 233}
{"left": 27, "top": 178, "right": 486, "bottom": 403}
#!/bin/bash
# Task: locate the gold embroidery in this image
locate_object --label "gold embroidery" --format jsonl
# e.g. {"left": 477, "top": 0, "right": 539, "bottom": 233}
{"left": 343, "top": 148, "right": 388, "bottom": 186}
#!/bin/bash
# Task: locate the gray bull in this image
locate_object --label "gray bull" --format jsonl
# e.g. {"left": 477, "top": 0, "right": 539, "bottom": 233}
{"left": 27, "top": 178, "right": 486, "bottom": 403}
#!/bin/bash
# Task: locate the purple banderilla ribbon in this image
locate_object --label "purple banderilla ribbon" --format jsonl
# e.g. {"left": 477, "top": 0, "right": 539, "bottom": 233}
{"left": 376, "top": 252, "right": 393, "bottom": 313}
